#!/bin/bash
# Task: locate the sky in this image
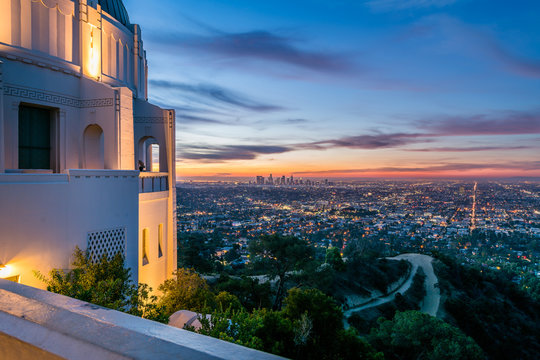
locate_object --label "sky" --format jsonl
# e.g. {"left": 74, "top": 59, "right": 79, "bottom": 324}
{"left": 125, "top": 0, "right": 540, "bottom": 180}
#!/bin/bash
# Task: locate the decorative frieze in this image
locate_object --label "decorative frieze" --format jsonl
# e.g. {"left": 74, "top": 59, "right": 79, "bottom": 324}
{"left": 3, "top": 84, "right": 113, "bottom": 108}
{"left": 134, "top": 116, "right": 167, "bottom": 124}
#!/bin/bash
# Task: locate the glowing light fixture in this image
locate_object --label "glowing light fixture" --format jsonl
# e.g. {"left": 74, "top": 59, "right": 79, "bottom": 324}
{"left": 87, "top": 28, "right": 100, "bottom": 79}
{"left": 0, "top": 263, "right": 7, "bottom": 277}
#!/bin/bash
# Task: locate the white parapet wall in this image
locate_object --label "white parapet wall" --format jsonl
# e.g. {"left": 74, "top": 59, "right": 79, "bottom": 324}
{"left": 0, "top": 169, "right": 139, "bottom": 288}
{"left": 0, "top": 279, "right": 285, "bottom": 360}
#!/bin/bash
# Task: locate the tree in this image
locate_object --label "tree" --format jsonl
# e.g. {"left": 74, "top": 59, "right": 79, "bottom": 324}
{"left": 223, "top": 244, "right": 241, "bottom": 263}
{"left": 158, "top": 267, "right": 216, "bottom": 316}
{"left": 369, "top": 310, "right": 484, "bottom": 360}
{"left": 35, "top": 247, "right": 168, "bottom": 322}
{"left": 214, "top": 275, "right": 273, "bottom": 310}
{"left": 193, "top": 308, "right": 294, "bottom": 357}
{"left": 35, "top": 247, "right": 135, "bottom": 311}
{"left": 282, "top": 288, "right": 343, "bottom": 351}
{"left": 127, "top": 283, "right": 168, "bottom": 322}
{"left": 177, "top": 233, "right": 221, "bottom": 273}
{"left": 325, "top": 247, "right": 345, "bottom": 271}
{"left": 215, "top": 291, "right": 243, "bottom": 311}
{"left": 249, "top": 235, "right": 314, "bottom": 309}
{"left": 189, "top": 289, "right": 382, "bottom": 360}
{"left": 282, "top": 288, "right": 382, "bottom": 360}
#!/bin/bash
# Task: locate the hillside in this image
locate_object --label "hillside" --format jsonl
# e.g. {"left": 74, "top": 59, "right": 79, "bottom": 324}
{"left": 433, "top": 253, "right": 540, "bottom": 360}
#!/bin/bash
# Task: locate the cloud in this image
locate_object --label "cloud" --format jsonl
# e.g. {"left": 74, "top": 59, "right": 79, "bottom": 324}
{"left": 283, "top": 118, "right": 310, "bottom": 124}
{"left": 408, "top": 15, "right": 540, "bottom": 79}
{"left": 301, "top": 133, "right": 428, "bottom": 150}
{"left": 180, "top": 144, "right": 293, "bottom": 161}
{"left": 292, "top": 161, "right": 540, "bottom": 175}
{"left": 485, "top": 41, "right": 540, "bottom": 79}
{"left": 179, "top": 134, "right": 425, "bottom": 162}
{"left": 177, "top": 114, "right": 228, "bottom": 125}
{"left": 150, "top": 80, "right": 283, "bottom": 112}
{"left": 150, "top": 30, "right": 355, "bottom": 74}
{"left": 421, "top": 111, "right": 540, "bottom": 136}
{"left": 294, "top": 112, "right": 540, "bottom": 152}
{"left": 405, "top": 146, "right": 534, "bottom": 152}
{"left": 178, "top": 109, "right": 540, "bottom": 162}
{"left": 366, "top": 0, "right": 458, "bottom": 11}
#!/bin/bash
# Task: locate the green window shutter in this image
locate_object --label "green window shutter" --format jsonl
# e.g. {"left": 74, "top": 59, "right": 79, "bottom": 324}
{"left": 18, "top": 106, "right": 51, "bottom": 169}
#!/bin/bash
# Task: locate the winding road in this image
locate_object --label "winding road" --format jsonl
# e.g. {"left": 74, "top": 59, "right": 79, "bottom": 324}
{"left": 344, "top": 253, "right": 440, "bottom": 326}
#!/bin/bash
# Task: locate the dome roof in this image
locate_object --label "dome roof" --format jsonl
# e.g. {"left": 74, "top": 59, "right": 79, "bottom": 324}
{"left": 98, "top": 0, "right": 130, "bottom": 27}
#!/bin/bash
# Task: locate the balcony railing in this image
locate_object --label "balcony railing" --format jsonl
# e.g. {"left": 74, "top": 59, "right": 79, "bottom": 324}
{"left": 139, "top": 172, "right": 169, "bottom": 193}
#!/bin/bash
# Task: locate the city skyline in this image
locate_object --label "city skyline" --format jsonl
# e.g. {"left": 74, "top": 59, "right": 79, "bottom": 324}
{"left": 126, "top": 0, "right": 540, "bottom": 179}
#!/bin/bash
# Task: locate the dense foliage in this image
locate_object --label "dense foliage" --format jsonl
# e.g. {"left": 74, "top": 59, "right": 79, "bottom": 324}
{"left": 191, "top": 288, "right": 383, "bottom": 360}
{"left": 348, "top": 267, "right": 425, "bottom": 334}
{"left": 249, "top": 234, "right": 314, "bottom": 308}
{"left": 369, "top": 311, "right": 484, "bottom": 360}
{"left": 39, "top": 238, "right": 540, "bottom": 360}
{"left": 433, "top": 252, "right": 540, "bottom": 360}
{"left": 212, "top": 274, "right": 273, "bottom": 311}
{"left": 177, "top": 232, "right": 223, "bottom": 273}
{"left": 34, "top": 247, "right": 167, "bottom": 322}
{"left": 158, "top": 267, "right": 216, "bottom": 316}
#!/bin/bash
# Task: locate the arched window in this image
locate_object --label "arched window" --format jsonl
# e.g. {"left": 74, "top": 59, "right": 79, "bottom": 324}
{"left": 142, "top": 228, "right": 149, "bottom": 265}
{"left": 83, "top": 124, "right": 104, "bottom": 169}
{"left": 150, "top": 143, "right": 160, "bottom": 172}
{"left": 137, "top": 136, "right": 161, "bottom": 172}
{"left": 158, "top": 223, "right": 163, "bottom": 258}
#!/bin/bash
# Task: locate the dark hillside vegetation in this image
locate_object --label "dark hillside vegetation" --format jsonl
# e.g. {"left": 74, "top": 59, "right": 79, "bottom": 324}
{"left": 348, "top": 267, "right": 426, "bottom": 334}
{"left": 433, "top": 253, "right": 540, "bottom": 360}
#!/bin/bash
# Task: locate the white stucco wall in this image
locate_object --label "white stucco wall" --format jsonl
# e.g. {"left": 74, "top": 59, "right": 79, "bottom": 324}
{"left": 0, "top": 170, "right": 139, "bottom": 288}
{"left": 138, "top": 191, "right": 169, "bottom": 291}
{"left": 134, "top": 99, "right": 177, "bottom": 289}
{"left": 0, "top": 0, "right": 175, "bottom": 293}
{"left": 0, "top": 279, "right": 284, "bottom": 360}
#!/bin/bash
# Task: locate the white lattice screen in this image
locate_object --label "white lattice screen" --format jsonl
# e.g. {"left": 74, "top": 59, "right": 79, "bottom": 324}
{"left": 87, "top": 228, "right": 126, "bottom": 262}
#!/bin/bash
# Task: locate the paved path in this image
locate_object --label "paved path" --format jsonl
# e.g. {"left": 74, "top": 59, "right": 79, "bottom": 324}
{"left": 392, "top": 253, "right": 440, "bottom": 316}
{"left": 343, "top": 253, "right": 440, "bottom": 326}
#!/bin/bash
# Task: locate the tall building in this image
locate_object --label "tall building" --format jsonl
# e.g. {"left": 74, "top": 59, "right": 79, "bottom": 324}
{"left": 0, "top": 0, "right": 176, "bottom": 291}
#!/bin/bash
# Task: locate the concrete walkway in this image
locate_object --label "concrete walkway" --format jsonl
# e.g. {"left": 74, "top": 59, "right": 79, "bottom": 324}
{"left": 344, "top": 253, "right": 440, "bottom": 326}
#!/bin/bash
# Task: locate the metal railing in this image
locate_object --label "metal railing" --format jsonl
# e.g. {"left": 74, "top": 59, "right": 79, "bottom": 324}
{"left": 139, "top": 172, "right": 169, "bottom": 193}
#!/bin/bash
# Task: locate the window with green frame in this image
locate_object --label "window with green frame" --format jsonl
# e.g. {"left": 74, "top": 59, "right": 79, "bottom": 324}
{"left": 18, "top": 105, "right": 51, "bottom": 169}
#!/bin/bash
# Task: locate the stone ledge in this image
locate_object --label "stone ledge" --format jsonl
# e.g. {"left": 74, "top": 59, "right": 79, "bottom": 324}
{"left": 0, "top": 279, "right": 284, "bottom": 360}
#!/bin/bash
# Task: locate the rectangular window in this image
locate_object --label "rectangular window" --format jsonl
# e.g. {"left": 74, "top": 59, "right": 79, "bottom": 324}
{"left": 18, "top": 105, "right": 52, "bottom": 169}
{"left": 158, "top": 223, "right": 163, "bottom": 258}
{"left": 142, "top": 228, "right": 149, "bottom": 265}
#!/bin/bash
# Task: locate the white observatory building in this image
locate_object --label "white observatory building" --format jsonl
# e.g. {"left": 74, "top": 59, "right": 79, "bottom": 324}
{"left": 0, "top": 0, "right": 177, "bottom": 291}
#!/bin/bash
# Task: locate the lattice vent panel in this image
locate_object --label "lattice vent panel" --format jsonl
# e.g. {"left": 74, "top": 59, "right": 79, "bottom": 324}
{"left": 87, "top": 228, "right": 126, "bottom": 263}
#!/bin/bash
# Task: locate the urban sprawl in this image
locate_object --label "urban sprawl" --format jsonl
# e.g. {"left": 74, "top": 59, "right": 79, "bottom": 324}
{"left": 177, "top": 179, "right": 540, "bottom": 281}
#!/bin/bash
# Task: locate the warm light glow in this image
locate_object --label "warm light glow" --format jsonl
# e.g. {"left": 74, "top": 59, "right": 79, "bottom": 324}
{"left": 0, "top": 264, "right": 11, "bottom": 277}
{"left": 87, "top": 28, "right": 100, "bottom": 78}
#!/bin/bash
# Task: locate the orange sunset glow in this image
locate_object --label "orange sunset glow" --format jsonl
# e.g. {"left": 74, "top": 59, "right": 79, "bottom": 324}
{"left": 124, "top": 0, "right": 540, "bottom": 181}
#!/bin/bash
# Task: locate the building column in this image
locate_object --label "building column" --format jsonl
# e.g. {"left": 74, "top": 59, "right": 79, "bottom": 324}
{"left": 166, "top": 109, "right": 176, "bottom": 277}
